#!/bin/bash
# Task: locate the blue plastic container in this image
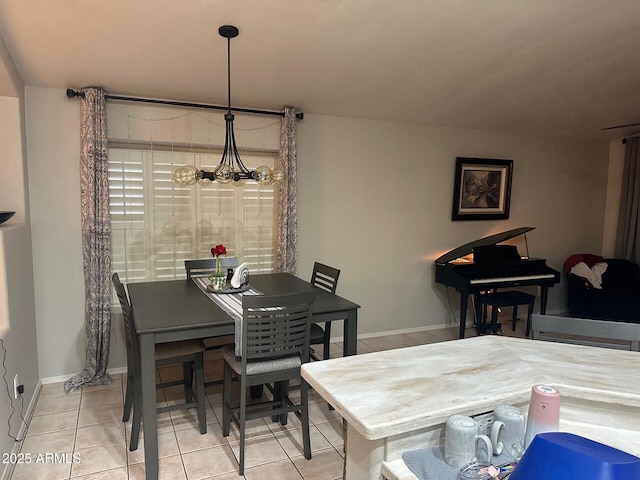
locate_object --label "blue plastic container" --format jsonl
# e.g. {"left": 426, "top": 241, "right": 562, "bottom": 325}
{"left": 510, "top": 432, "right": 640, "bottom": 480}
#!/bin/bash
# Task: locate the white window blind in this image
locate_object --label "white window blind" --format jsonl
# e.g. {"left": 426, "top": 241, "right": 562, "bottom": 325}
{"left": 108, "top": 147, "right": 277, "bottom": 283}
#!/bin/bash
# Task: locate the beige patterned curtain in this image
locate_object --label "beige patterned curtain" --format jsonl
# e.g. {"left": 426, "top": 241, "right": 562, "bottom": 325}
{"left": 65, "top": 87, "right": 113, "bottom": 393}
{"left": 276, "top": 107, "right": 298, "bottom": 274}
{"left": 615, "top": 137, "right": 640, "bottom": 263}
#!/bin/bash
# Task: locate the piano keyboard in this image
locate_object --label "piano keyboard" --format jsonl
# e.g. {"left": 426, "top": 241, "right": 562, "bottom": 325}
{"left": 469, "top": 273, "right": 557, "bottom": 285}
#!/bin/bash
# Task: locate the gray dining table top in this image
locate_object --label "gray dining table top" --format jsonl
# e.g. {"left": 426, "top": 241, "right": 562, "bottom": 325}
{"left": 128, "top": 272, "right": 361, "bottom": 335}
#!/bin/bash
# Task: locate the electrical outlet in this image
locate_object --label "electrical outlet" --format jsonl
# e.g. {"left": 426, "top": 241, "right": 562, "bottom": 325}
{"left": 13, "top": 374, "right": 19, "bottom": 400}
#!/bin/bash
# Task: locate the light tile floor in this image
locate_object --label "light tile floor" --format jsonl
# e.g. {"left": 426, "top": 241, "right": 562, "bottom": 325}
{"left": 11, "top": 317, "right": 527, "bottom": 480}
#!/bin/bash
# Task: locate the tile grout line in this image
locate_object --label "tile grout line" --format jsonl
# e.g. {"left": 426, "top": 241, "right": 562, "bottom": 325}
{"left": 68, "top": 386, "right": 83, "bottom": 480}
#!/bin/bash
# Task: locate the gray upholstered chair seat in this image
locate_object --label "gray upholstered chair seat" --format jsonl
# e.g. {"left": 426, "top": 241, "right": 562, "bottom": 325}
{"left": 221, "top": 345, "right": 301, "bottom": 376}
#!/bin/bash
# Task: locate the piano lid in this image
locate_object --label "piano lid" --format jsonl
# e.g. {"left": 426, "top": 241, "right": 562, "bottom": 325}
{"left": 435, "top": 227, "right": 535, "bottom": 265}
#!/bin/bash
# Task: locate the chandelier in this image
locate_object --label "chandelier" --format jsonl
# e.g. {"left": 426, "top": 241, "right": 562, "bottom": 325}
{"left": 173, "top": 25, "right": 280, "bottom": 187}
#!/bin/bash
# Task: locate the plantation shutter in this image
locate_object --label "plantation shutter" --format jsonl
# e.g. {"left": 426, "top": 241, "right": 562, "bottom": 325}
{"left": 109, "top": 147, "right": 277, "bottom": 283}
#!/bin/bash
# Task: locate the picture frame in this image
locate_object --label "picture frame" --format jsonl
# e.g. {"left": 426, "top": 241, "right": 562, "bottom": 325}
{"left": 451, "top": 157, "right": 513, "bottom": 221}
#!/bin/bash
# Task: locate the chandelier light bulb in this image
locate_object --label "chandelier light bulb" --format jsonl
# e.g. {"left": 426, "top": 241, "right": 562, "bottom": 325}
{"left": 252, "top": 165, "right": 274, "bottom": 185}
{"left": 172, "top": 165, "right": 199, "bottom": 185}
{"left": 214, "top": 164, "right": 234, "bottom": 184}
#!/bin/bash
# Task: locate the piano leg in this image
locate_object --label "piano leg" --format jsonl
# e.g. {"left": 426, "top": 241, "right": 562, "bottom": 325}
{"left": 490, "top": 301, "right": 500, "bottom": 334}
{"left": 475, "top": 295, "right": 486, "bottom": 335}
{"left": 459, "top": 294, "right": 468, "bottom": 339}
{"left": 540, "top": 286, "right": 549, "bottom": 314}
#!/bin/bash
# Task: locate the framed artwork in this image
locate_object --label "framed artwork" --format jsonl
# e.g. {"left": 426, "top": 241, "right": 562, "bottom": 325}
{"left": 451, "top": 157, "right": 513, "bottom": 221}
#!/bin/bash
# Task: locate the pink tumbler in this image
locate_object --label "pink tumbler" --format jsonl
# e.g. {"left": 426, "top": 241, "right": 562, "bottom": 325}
{"left": 524, "top": 384, "right": 560, "bottom": 448}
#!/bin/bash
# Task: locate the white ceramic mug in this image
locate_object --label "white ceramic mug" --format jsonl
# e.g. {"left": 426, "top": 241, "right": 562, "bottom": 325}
{"left": 444, "top": 414, "right": 493, "bottom": 469}
{"left": 490, "top": 405, "right": 525, "bottom": 458}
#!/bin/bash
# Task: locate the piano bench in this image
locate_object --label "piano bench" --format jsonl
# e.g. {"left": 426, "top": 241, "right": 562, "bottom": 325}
{"left": 477, "top": 291, "right": 536, "bottom": 337}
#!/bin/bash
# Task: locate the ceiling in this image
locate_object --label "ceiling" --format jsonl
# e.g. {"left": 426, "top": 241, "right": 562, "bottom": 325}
{"left": 0, "top": 0, "right": 638, "bottom": 140}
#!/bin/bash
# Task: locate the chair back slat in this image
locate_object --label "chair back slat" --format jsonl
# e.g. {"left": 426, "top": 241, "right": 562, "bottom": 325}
{"left": 242, "top": 291, "right": 315, "bottom": 363}
{"left": 185, "top": 258, "right": 239, "bottom": 279}
{"left": 531, "top": 314, "right": 640, "bottom": 352}
{"left": 311, "top": 262, "right": 340, "bottom": 294}
{"left": 112, "top": 273, "right": 142, "bottom": 373}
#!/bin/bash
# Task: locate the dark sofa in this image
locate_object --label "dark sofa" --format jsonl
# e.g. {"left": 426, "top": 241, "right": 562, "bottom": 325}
{"left": 567, "top": 258, "right": 640, "bottom": 323}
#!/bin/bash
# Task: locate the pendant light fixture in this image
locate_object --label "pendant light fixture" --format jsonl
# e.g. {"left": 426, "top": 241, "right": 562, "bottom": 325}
{"left": 173, "top": 25, "right": 278, "bottom": 187}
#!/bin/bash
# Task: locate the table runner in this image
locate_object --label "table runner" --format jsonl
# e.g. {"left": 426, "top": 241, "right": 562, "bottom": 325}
{"left": 192, "top": 277, "right": 261, "bottom": 355}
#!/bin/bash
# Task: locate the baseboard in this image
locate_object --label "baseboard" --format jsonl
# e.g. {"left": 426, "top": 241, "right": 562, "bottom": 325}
{"left": 0, "top": 380, "right": 42, "bottom": 480}
{"left": 40, "top": 366, "right": 127, "bottom": 385}
{"left": 354, "top": 322, "right": 457, "bottom": 340}
{"left": 332, "top": 307, "right": 568, "bottom": 342}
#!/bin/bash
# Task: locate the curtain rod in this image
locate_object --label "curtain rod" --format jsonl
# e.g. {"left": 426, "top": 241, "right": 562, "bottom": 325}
{"left": 65, "top": 88, "right": 304, "bottom": 120}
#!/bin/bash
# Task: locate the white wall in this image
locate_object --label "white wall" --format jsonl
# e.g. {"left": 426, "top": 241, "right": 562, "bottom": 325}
{"left": 0, "top": 31, "right": 23, "bottom": 98}
{"left": 297, "top": 115, "right": 609, "bottom": 334}
{"left": 26, "top": 86, "right": 611, "bottom": 377}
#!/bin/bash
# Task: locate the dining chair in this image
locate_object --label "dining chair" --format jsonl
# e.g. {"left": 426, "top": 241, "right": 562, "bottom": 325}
{"left": 221, "top": 290, "right": 316, "bottom": 475}
{"left": 309, "top": 262, "right": 341, "bottom": 361}
{"left": 184, "top": 258, "right": 238, "bottom": 386}
{"left": 112, "top": 273, "right": 207, "bottom": 451}
{"left": 531, "top": 314, "right": 640, "bottom": 351}
{"left": 185, "top": 257, "right": 239, "bottom": 280}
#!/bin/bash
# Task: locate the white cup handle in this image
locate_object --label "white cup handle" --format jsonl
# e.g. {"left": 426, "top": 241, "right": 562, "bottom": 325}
{"left": 475, "top": 434, "right": 493, "bottom": 462}
{"left": 490, "top": 421, "right": 504, "bottom": 456}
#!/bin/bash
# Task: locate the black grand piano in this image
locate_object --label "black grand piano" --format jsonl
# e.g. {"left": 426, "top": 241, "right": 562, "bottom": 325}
{"left": 435, "top": 227, "right": 560, "bottom": 338}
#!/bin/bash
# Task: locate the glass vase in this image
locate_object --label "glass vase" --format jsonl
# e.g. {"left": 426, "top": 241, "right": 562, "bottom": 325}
{"left": 209, "top": 273, "right": 226, "bottom": 291}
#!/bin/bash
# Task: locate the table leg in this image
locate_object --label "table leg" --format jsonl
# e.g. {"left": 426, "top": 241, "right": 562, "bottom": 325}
{"left": 343, "top": 309, "right": 358, "bottom": 356}
{"left": 140, "top": 334, "right": 158, "bottom": 480}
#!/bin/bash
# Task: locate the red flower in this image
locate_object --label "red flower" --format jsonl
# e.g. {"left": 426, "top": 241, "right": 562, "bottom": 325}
{"left": 211, "top": 244, "right": 227, "bottom": 257}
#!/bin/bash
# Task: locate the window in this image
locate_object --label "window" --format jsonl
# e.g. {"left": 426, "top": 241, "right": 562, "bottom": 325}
{"left": 108, "top": 146, "right": 278, "bottom": 283}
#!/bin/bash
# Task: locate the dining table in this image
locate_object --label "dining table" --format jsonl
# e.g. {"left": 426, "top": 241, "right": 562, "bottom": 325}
{"left": 127, "top": 272, "right": 360, "bottom": 480}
